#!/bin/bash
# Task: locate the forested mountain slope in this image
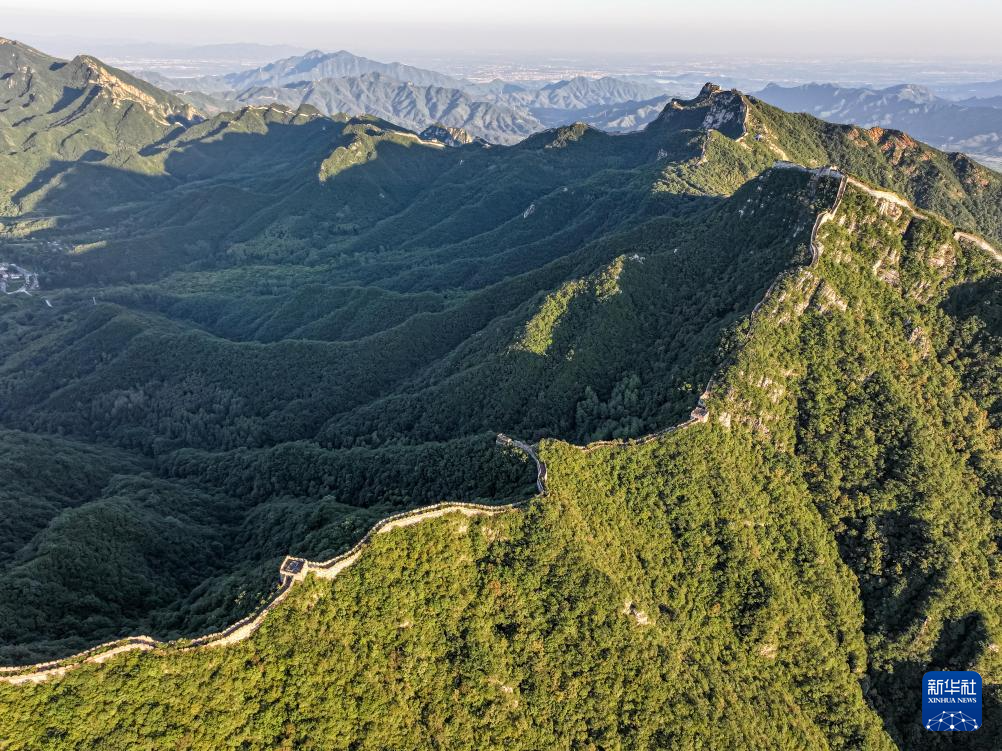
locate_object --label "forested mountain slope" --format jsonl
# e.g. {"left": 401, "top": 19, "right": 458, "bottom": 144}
{"left": 0, "top": 38, "right": 199, "bottom": 213}
{"left": 1, "top": 40, "right": 1001, "bottom": 748}
{"left": 756, "top": 82, "right": 1002, "bottom": 171}
{"left": 2, "top": 170, "right": 1000, "bottom": 751}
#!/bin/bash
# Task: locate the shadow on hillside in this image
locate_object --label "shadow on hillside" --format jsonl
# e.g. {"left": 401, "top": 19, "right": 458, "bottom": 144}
{"left": 867, "top": 612, "right": 1000, "bottom": 750}
{"left": 853, "top": 511, "right": 941, "bottom": 644}
{"left": 13, "top": 112, "right": 710, "bottom": 289}
{"left": 15, "top": 118, "right": 455, "bottom": 285}
{"left": 46, "top": 85, "right": 85, "bottom": 115}
{"left": 943, "top": 276, "right": 1002, "bottom": 337}
{"left": 941, "top": 276, "right": 1002, "bottom": 427}
{"left": 11, "top": 148, "right": 109, "bottom": 204}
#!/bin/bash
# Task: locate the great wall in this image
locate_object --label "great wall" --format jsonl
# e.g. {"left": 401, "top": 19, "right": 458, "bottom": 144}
{"left": 3, "top": 163, "right": 999, "bottom": 686}
{"left": 578, "top": 165, "right": 849, "bottom": 455}
{"left": 0, "top": 436, "right": 546, "bottom": 685}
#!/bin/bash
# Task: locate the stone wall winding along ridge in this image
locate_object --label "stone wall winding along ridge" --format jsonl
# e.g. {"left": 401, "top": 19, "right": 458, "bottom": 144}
{"left": 1, "top": 440, "right": 543, "bottom": 685}
{"left": 579, "top": 164, "right": 849, "bottom": 454}
{"left": 4, "top": 163, "right": 999, "bottom": 685}
{"left": 0, "top": 498, "right": 530, "bottom": 684}
{"left": 954, "top": 230, "right": 1002, "bottom": 262}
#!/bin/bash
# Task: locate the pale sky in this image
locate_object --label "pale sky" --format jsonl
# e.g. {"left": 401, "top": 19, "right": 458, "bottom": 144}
{"left": 3, "top": 0, "right": 1001, "bottom": 59}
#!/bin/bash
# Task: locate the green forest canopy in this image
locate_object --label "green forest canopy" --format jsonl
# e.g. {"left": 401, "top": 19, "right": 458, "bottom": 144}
{"left": 1, "top": 41, "right": 1001, "bottom": 748}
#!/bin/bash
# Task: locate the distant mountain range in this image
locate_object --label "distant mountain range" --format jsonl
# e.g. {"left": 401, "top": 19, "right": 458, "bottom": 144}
{"left": 756, "top": 82, "right": 1002, "bottom": 169}
{"left": 960, "top": 94, "right": 1002, "bottom": 109}
{"left": 135, "top": 50, "right": 677, "bottom": 144}
{"left": 488, "top": 75, "right": 667, "bottom": 108}
{"left": 152, "top": 49, "right": 470, "bottom": 93}
{"left": 16, "top": 38, "right": 1002, "bottom": 166}
{"left": 931, "top": 79, "right": 1002, "bottom": 101}
{"left": 485, "top": 76, "right": 671, "bottom": 129}
{"left": 221, "top": 73, "right": 543, "bottom": 145}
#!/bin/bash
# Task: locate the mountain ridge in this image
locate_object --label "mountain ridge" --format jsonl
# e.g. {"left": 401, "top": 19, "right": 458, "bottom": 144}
{"left": 130, "top": 48, "right": 678, "bottom": 144}
{"left": 1, "top": 40, "right": 1002, "bottom": 747}
{"left": 0, "top": 162, "right": 853, "bottom": 685}
{"left": 225, "top": 72, "right": 543, "bottom": 145}
{"left": 756, "top": 81, "right": 1002, "bottom": 170}
{"left": 3, "top": 160, "right": 1000, "bottom": 747}
{"left": 11, "top": 161, "right": 996, "bottom": 691}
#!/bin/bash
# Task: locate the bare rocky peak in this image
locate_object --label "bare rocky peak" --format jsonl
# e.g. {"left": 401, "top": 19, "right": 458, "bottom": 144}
{"left": 0, "top": 37, "right": 200, "bottom": 126}
{"left": 419, "top": 124, "right": 478, "bottom": 146}
{"left": 647, "top": 82, "right": 748, "bottom": 139}
{"left": 697, "top": 82, "right": 723, "bottom": 99}
{"left": 65, "top": 55, "right": 201, "bottom": 123}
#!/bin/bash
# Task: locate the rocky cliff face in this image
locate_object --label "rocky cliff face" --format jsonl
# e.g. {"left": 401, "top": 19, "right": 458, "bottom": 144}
{"left": 0, "top": 39, "right": 199, "bottom": 126}
{"left": 66, "top": 55, "right": 200, "bottom": 125}
{"left": 419, "top": 123, "right": 486, "bottom": 147}
{"left": 756, "top": 81, "right": 1002, "bottom": 170}
{"left": 647, "top": 82, "right": 748, "bottom": 140}
{"left": 0, "top": 39, "right": 207, "bottom": 212}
